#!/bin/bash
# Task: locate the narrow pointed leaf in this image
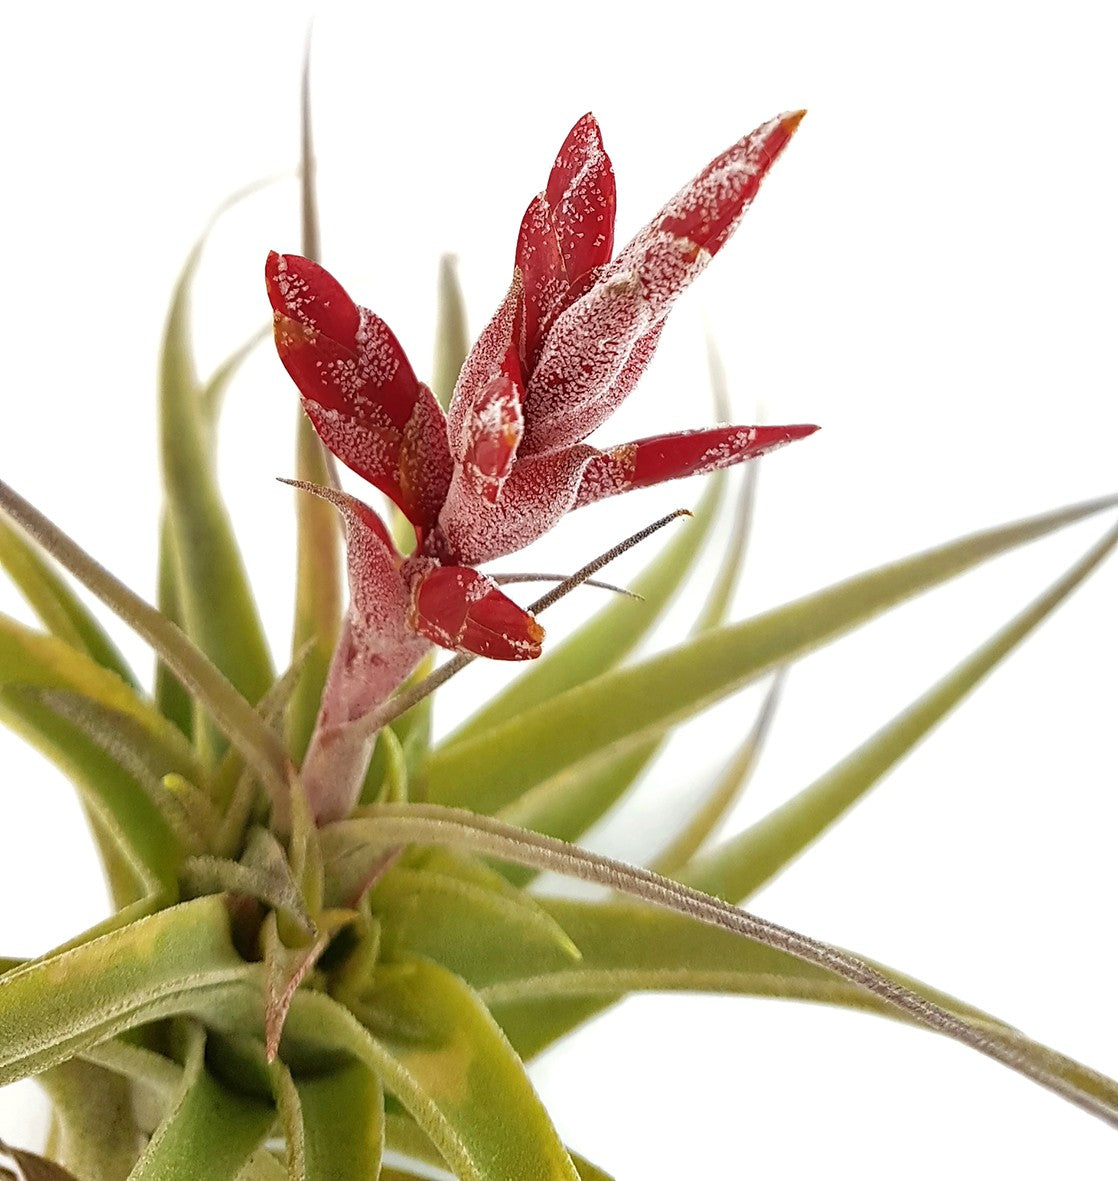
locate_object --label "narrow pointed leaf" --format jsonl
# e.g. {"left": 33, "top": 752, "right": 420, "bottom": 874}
{"left": 298, "top": 1062, "right": 385, "bottom": 1181}
{"left": 154, "top": 513, "right": 194, "bottom": 740}
{"left": 0, "top": 516, "right": 138, "bottom": 690}
{"left": 324, "top": 804, "right": 1118, "bottom": 1127}
{"left": 446, "top": 475, "right": 724, "bottom": 745}
{"left": 160, "top": 222, "right": 275, "bottom": 744}
{"left": 0, "top": 479, "right": 294, "bottom": 814}
{"left": 287, "top": 417, "right": 344, "bottom": 764}
{"left": 429, "top": 494, "right": 1118, "bottom": 814}
{"left": 0, "top": 688, "right": 182, "bottom": 896}
{"left": 198, "top": 327, "right": 270, "bottom": 431}
{"left": 433, "top": 254, "right": 470, "bottom": 409}
{"left": 286, "top": 970, "right": 580, "bottom": 1181}
{"left": 681, "top": 520, "right": 1118, "bottom": 901}
{"left": 651, "top": 671, "right": 783, "bottom": 876}
{"left": 495, "top": 464, "right": 766, "bottom": 882}
{"left": 0, "top": 896, "right": 251, "bottom": 1086}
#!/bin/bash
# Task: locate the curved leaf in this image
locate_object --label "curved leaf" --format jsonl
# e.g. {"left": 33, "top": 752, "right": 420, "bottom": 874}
{"left": 382, "top": 1114, "right": 614, "bottom": 1181}
{"left": 480, "top": 897, "right": 1001, "bottom": 1057}
{"left": 298, "top": 1061, "right": 384, "bottom": 1181}
{"left": 366, "top": 861, "right": 580, "bottom": 985}
{"left": 285, "top": 968, "right": 580, "bottom": 1181}
{"left": 37, "top": 1059, "right": 144, "bottom": 1181}
{"left": 158, "top": 201, "right": 275, "bottom": 750}
{"left": 324, "top": 804, "right": 1118, "bottom": 1127}
{"left": 0, "top": 516, "right": 138, "bottom": 690}
{"left": 0, "top": 896, "right": 251, "bottom": 1086}
{"left": 650, "top": 670, "right": 783, "bottom": 876}
{"left": 129, "top": 1038, "right": 274, "bottom": 1181}
{"left": 0, "top": 1141, "right": 80, "bottom": 1181}
{"left": 681, "top": 520, "right": 1118, "bottom": 901}
{"left": 0, "top": 479, "right": 294, "bottom": 815}
{"left": 428, "top": 493, "right": 1118, "bottom": 814}
{"left": 494, "top": 466, "right": 765, "bottom": 883}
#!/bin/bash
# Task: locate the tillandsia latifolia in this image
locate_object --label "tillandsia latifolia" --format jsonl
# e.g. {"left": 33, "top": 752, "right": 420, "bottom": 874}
{"left": 0, "top": 44, "right": 1116, "bottom": 1181}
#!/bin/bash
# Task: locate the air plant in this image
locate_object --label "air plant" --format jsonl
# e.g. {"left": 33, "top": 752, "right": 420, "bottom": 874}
{"left": 0, "top": 59, "right": 1115, "bottom": 1181}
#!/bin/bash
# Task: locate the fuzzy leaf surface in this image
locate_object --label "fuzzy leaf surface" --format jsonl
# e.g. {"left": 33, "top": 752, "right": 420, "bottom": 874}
{"left": 129, "top": 1058, "right": 274, "bottom": 1181}
{"left": 287, "top": 967, "right": 579, "bottom": 1181}
{"left": 0, "top": 897, "right": 250, "bottom": 1086}
{"left": 445, "top": 475, "right": 723, "bottom": 745}
{"left": 298, "top": 1061, "right": 384, "bottom": 1181}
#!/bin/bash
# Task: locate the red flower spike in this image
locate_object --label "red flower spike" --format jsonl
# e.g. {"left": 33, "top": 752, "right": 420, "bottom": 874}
{"left": 271, "top": 110, "right": 818, "bottom": 823}
{"left": 545, "top": 112, "right": 616, "bottom": 290}
{"left": 438, "top": 443, "right": 598, "bottom": 567}
{"left": 459, "top": 374, "right": 526, "bottom": 505}
{"left": 515, "top": 194, "right": 569, "bottom": 374}
{"left": 266, "top": 252, "right": 453, "bottom": 535}
{"left": 281, "top": 481, "right": 428, "bottom": 723}
{"left": 573, "top": 424, "right": 821, "bottom": 509}
{"left": 409, "top": 565, "right": 544, "bottom": 660}
{"left": 520, "top": 111, "right": 806, "bottom": 455}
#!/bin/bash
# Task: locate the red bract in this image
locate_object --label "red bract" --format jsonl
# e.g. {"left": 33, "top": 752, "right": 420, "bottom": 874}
{"left": 268, "top": 109, "right": 815, "bottom": 684}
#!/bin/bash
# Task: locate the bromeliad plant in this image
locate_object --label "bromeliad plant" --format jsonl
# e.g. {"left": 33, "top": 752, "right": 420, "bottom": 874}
{"left": 1, "top": 77, "right": 1116, "bottom": 1181}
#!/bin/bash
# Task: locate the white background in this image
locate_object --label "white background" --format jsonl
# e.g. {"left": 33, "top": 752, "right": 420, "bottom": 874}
{"left": 1, "top": 2, "right": 1115, "bottom": 1176}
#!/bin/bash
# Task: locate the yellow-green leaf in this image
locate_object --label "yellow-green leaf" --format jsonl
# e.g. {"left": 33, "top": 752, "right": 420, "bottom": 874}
{"left": 0, "top": 897, "right": 252, "bottom": 1086}
{"left": 159, "top": 225, "right": 274, "bottom": 746}
{"left": 129, "top": 1042, "right": 274, "bottom": 1181}
{"left": 681, "top": 520, "right": 1118, "bottom": 902}
{"left": 0, "top": 516, "right": 138, "bottom": 690}
{"left": 298, "top": 1061, "right": 384, "bottom": 1181}
{"left": 287, "top": 967, "right": 579, "bottom": 1181}
{"left": 428, "top": 493, "right": 1118, "bottom": 814}
{"left": 0, "top": 479, "right": 294, "bottom": 816}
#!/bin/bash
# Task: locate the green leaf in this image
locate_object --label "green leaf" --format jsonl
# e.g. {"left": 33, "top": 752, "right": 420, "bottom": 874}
{"left": 445, "top": 476, "right": 724, "bottom": 746}
{"left": 0, "top": 515, "right": 139, "bottom": 690}
{"left": 0, "top": 896, "right": 252, "bottom": 1086}
{"left": 428, "top": 493, "right": 1118, "bottom": 815}
{"left": 0, "top": 615, "right": 199, "bottom": 776}
{"left": 159, "top": 222, "right": 274, "bottom": 749}
{"left": 0, "top": 617, "right": 208, "bottom": 889}
{"left": 37, "top": 1059, "right": 145, "bottom": 1181}
{"left": 129, "top": 1033, "right": 275, "bottom": 1181}
{"left": 383, "top": 1114, "right": 614, "bottom": 1181}
{"left": 287, "top": 419, "right": 343, "bottom": 767}
{"left": 325, "top": 803, "right": 1118, "bottom": 1127}
{"left": 286, "top": 967, "right": 580, "bottom": 1181}
{"left": 481, "top": 896, "right": 998, "bottom": 1058}
{"left": 650, "top": 670, "right": 783, "bottom": 876}
{"left": 432, "top": 255, "right": 469, "bottom": 409}
{"left": 681, "top": 519, "right": 1118, "bottom": 902}
{"left": 154, "top": 515, "right": 194, "bottom": 741}
{"left": 0, "top": 479, "right": 294, "bottom": 816}
{"left": 298, "top": 1061, "right": 384, "bottom": 1181}
{"left": 366, "top": 855, "right": 580, "bottom": 986}
{"left": 495, "top": 744, "right": 657, "bottom": 889}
